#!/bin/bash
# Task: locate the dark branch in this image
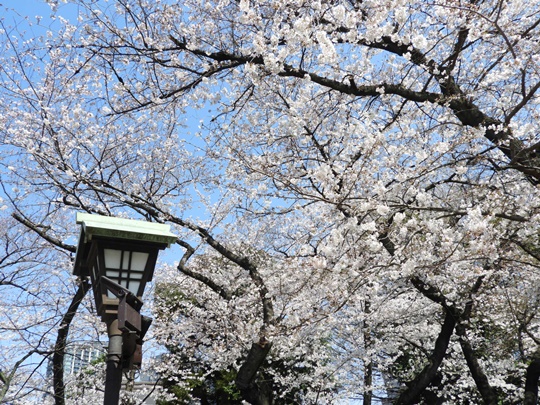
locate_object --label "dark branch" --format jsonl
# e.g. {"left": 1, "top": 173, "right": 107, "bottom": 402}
{"left": 176, "top": 240, "right": 232, "bottom": 300}
{"left": 53, "top": 279, "right": 90, "bottom": 405}
{"left": 396, "top": 310, "right": 457, "bottom": 405}
{"left": 12, "top": 213, "right": 76, "bottom": 253}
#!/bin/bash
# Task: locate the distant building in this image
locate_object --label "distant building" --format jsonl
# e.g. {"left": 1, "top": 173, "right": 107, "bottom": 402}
{"left": 46, "top": 342, "right": 105, "bottom": 380}
{"left": 63, "top": 342, "right": 105, "bottom": 376}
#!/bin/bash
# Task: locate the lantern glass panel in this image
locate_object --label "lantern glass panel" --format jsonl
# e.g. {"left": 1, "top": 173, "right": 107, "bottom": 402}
{"left": 105, "top": 268, "right": 121, "bottom": 298}
{"left": 131, "top": 252, "right": 149, "bottom": 271}
{"left": 105, "top": 267, "right": 128, "bottom": 298}
{"left": 122, "top": 251, "right": 129, "bottom": 270}
{"left": 104, "top": 249, "right": 122, "bottom": 269}
{"left": 127, "top": 279, "right": 141, "bottom": 295}
{"left": 106, "top": 270, "right": 121, "bottom": 279}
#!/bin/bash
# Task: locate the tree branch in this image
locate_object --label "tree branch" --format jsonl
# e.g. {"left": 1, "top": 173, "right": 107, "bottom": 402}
{"left": 167, "top": 216, "right": 275, "bottom": 327}
{"left": 175, "top": 240, "right": 232, "bottom": 300}
{"left": 53, "top": 279, "right": 90, "bottom": 405}
{"left": 456, "top": 323, "right": 499, "bottom": 405}
{"left": 12, "top": 213, "right": 76, "bottom": 253}
{"left": 166, "top": 33, "right": 540, "bottom": 182}
{"left": 396, "top": 310, "right": 457, "bottom": 405}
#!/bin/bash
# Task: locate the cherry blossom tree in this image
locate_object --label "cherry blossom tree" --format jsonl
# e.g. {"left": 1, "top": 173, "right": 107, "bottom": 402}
{"left": 1, "top": 0, "right": 540, "bottom": 404}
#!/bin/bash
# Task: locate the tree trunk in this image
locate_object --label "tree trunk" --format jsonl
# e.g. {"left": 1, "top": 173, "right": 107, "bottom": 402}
{"left": 364, "top": 361, "right": 373, "bottom": 405}
{"left": 524, "top": 349, "right": 540, "bottom": 405}
{"left": 363, "top": 299, "right": 373, "bottom": 405}
{"left": 236, "top": 339, "right": 273, "bottom": 405}
{"left": 395, "top": 310, "right": 456, "bottom": 405}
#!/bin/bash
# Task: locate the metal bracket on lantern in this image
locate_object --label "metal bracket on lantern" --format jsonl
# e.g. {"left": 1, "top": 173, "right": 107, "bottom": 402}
{"left": 101, "top": 277, "right": 143, "bottom": 311}
{"left": 100, "top": 276, "right": 152, "bottom": 369}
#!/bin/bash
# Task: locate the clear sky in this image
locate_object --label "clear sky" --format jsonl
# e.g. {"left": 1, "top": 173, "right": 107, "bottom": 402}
{"left": 1, "top": 0, "right": 53, "bottom": 16}
{"left": 1, "top": 0, "right": 79, "bottom": 35}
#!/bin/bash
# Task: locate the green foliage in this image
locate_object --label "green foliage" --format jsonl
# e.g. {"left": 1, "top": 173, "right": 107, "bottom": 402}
{"left": 157, "top": 367, "right": 242, "bottom": 405}
{"left": 154, "top": 284, "right": 200, "bottom": 319}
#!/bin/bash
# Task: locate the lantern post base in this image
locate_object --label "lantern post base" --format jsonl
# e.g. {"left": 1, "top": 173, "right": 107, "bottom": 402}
{"left": 104, "top": 319, "right": 123, "bottom": 405}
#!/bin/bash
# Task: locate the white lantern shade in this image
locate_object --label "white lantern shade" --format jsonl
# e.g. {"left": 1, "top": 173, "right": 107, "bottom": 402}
{"left": 103, "top": 249, "right": 149, "bottom": 297}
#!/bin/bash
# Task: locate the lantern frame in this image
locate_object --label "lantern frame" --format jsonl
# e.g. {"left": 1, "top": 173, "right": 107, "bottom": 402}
{"left": 73, "top": 213, "right": 177, "bottom": 322}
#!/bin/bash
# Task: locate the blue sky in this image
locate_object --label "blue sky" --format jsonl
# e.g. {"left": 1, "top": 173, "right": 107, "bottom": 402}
{"left": 1, "top": 0, "right": 53, "bottom": 16}
{"left": 1, "top": 0, "right": 78, "bottom": 33}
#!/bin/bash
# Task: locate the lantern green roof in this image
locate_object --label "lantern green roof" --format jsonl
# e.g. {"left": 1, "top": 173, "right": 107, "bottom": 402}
{"left": 76, "top": 213, "right": 178, "bottom": 246}
{"left": 73, "top": 213, "right": 177, "bottom": 278}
